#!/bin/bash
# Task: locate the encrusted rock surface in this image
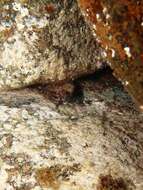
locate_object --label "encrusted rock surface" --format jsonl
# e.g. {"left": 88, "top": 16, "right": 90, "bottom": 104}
{"left": 0, "top": 1, "right": 143, "bottom": 189}
{"left": 0, "top": 0, "right": 105, "bottom": 90}
{"left": 0, "top": 71, "right": 142, "bottom": 190}
{"left": 78, "top": 0, "right": 143, "bottom": 111}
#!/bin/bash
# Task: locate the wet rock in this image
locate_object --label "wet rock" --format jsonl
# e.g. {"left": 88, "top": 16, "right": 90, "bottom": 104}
{"left": 0, "top": 0, "right": 105, "bottom": 90}
{"left": 0, "top": 72, "right": 142, "bottom": 190}
{"left": 78, "top": 0, "right": 143, "bottom": 111}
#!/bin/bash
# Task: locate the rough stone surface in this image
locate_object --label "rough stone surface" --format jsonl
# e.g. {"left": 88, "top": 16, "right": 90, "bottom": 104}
{"left": 0, "top": 0, "right": 105, "bottom": 90}
{"left": 78, "top": 0, "right": 143, "bottom": 111}
{"left": 0, "top": 71, "right": 142, "bottom": 190}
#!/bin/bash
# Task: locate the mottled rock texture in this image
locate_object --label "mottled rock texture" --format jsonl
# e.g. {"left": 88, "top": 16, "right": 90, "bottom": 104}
{"left": 0, "top": 0, "right": 105, "bottom": 90}
{"left": 0, "top": 71, "right": 142, "bottom": 190}
{"left": 78, "top": 0, "right": 143, "bottom": 111}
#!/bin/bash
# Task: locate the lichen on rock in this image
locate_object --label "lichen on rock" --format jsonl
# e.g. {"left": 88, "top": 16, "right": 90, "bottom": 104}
{"left": 0, "top": 72, "right": 142, "bottom": 189}
{"left": 0, "top": 0, "right": 105, "bottom": 90}
{"left": 78, "top": 0, "right": 143, "bottom": 111}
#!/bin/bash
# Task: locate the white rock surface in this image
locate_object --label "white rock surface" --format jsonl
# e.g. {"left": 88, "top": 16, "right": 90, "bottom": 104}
{"left": 0, "top": 0, "right": 105, "bottom": 90}
{"left": 0, "top": 71, "right": 142, "bottom": 190}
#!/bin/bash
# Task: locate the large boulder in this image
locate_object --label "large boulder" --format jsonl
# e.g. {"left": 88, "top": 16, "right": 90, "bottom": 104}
{"left": 0, "top": 0, "right": 105, "bottom": 90}
{"left": 0, "top": 72, "right": 142, "bottom": 189}
{"left": 78, "top": 0, "right": 143, "bottom": 111}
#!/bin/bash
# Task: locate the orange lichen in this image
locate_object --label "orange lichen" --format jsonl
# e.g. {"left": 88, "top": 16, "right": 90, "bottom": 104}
{"left": 44, "top": 4, "right": 56, "bottom": 13}
{"left": 78, "top": 0, "right": 143, "bottom": 111}
{"left": 38, "top": 3, "right": 56, "bottom": 14}
{"left": 97, "top": 175, "right": 127, "bottom": 190}
{"left": 36, "top": 167, "right": 60, "bottom": 189}
{"left": 35, "top": 164, "right": 81, "bottom": 189}
{"left": 0, "top": 28, "right": 14, "bottom": 41}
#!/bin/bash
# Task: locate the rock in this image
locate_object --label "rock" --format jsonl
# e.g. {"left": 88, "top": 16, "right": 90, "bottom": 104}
{"left": 0, "top": 0, "right": 105, "bottom": 90}
{"left": 78, "top": 0, "right": 143, "bottom": 111}
{"left": 0, "top": 71, "right": 142, "bottom": 190}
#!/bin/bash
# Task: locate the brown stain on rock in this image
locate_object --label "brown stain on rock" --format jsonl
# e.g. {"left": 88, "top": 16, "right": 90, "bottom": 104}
{"left": 97, "top": 175, "right": 127, "bottom": 190}
{"left": 35, "top": 164, "right": 81, "bottom": 189}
